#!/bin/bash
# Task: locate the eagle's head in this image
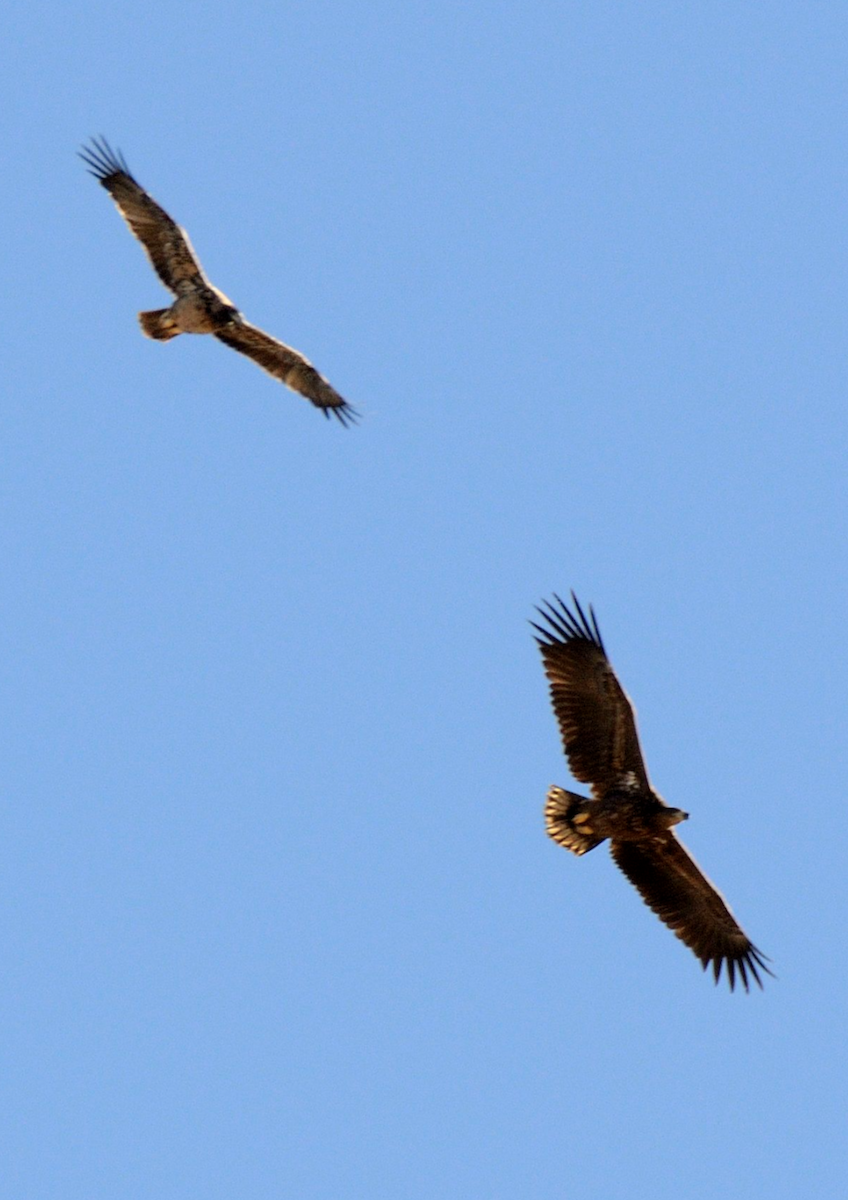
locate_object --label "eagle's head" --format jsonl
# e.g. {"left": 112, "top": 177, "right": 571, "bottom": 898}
{"left": 661, "top": 807, "right": 689, "bottom": 828}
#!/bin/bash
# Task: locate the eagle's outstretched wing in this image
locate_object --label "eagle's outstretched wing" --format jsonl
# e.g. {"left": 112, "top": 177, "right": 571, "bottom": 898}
{"left": 611, "top": 835, "right": 772, "bottom": 991}
{"left": 214, "top": 322, "right": 358, "bottom": 426}
{"left": 79, "top": 137, "right": 207, "bottom": 295}
{"left": 532, "top": 593, "right": 649, "bottom": 796}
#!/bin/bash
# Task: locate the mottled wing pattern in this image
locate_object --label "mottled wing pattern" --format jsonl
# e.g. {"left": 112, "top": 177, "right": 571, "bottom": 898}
{"left": 611, "top": 836, "right": 772, "bottom": 991}
{"left": 214, "top": 322, "right": 358, "bottom": 426}
{"left": 79, "top": 137, "right": 207, "bottom": 295}
{"left": 532, "top": 593, "right": 649, "bottom": 796}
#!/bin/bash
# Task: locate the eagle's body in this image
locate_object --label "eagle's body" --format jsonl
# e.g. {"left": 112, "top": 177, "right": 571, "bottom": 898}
{"left": 158, "top": 288, "right": 239, "bottom": 336}
{"left": 80, "top": 138, "right": 356, "bottom": 426}
{"left": 533, "top": 593, "right": 771, "bottom": 992}
{"left": 550, "top": 782, "right": 686, "bottom": 850}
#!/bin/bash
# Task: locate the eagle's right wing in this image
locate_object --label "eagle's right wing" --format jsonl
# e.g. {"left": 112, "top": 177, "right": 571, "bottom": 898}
{"left": 80, "top": 137, "right": 207, "bottom": 296}
{"left": 611, "top": 834, "right": 771, "bottom": 991}
{"left": 532, "top": 593, "right": 650, "bottom": 796}
{"left": 214, "top": 321, "right": 357, "bottom": 426}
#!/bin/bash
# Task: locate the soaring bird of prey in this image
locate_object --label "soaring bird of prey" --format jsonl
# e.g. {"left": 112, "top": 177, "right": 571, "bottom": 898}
{"left": 79, "top": 138, "right": 356, "bottom": 426}
{"left": 532, "top": 593, "right": 771, "bottom": 991}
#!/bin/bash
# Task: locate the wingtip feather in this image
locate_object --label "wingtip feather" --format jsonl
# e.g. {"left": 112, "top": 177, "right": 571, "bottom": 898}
{"left": 78, "top": 135, "right": 131, "bottom": 183}
{"left": 532, "top": 592, "right": 604, "bottom": 653}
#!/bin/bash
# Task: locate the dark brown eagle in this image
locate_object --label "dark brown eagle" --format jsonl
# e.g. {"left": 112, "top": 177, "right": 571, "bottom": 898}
{"left": 533, "top": 593, "right": 771, "bottom": 991}
{"left": 80, "top": 138, "right": 356, "bottom": 426}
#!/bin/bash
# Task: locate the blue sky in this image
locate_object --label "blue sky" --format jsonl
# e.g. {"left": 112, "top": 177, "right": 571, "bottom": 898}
{"left": 3, "top": 2, "right": 847, "bottom": 1196}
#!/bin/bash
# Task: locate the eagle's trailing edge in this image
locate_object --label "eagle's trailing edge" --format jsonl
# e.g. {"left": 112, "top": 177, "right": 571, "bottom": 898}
{"left": 79, "top": 137, "right": 357, "bottom": 426}
{"left": 533, "top": 592, "right": 771, "bottom": 992}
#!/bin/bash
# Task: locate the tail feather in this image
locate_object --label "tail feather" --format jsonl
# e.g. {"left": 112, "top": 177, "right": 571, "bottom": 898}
{"left": 139, "top": 308, "right": 180, "bottom": 341}
{"left": 545, "top": 786, "right": 604, "bottom": 856}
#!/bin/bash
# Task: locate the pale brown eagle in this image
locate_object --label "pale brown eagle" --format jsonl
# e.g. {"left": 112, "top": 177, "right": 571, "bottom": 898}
{"left": 533, "top": 593, "right": 771, "bottom": 991}
{"left": 80, "top": 138, "right": 356, "bottom": 426}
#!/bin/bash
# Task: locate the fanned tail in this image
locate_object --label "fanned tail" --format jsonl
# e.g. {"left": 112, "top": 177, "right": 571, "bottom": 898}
{"left": 139, "top": 308, "right": 180, "bottom": 341}
{"left": 545, "top": 787, "right": 604, "bottom": 856}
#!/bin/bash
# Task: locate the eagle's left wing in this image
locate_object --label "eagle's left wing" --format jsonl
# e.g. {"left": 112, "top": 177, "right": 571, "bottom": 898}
{"left": 80, "top": 137, "right": 207, "bottom": 295}
{"left": 611, "top": 835, "right": 771, "bottom": 991}
{"left": 533, "top": 593, "right": 650, "bottom": 797}
{"left": 214, "top": 321, "right": 357, "bottom": 426}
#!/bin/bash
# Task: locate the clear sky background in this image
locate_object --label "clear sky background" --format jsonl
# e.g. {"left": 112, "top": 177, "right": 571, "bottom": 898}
{"left": 3, "top": 2, "right": 847, "bottom": 1196}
